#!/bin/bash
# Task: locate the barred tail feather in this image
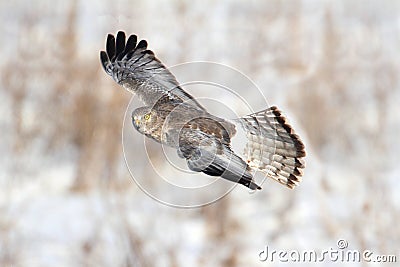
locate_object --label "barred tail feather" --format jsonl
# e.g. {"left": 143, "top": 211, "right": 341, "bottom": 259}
{"left": 238, "top": 106, "right": 306, "bottom": 189}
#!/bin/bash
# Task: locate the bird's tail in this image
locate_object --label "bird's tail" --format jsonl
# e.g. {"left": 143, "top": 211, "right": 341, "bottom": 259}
{"left": 236, "top": 106, "right": 306, "bottom": 189}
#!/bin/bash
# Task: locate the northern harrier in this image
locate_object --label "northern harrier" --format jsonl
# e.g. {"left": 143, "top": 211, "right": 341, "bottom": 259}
{"left": 100, "top": 31, "right": 305, "bottom": 190}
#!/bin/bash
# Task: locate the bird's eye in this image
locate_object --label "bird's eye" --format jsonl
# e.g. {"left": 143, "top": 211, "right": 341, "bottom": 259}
{"left": 144, "top": 114, "right": 151, "bottom": 120}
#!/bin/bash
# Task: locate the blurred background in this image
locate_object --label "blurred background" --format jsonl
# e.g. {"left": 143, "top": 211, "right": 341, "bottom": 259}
{"left": 1, "top": 0, "right": 399, "bottom": 266}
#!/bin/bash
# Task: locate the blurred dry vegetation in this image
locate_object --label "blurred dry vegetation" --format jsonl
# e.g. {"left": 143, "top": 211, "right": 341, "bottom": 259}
{"left": 2, "top": 1, "right": 128, "bottom": 191}
{"left": 1, "top": 0, "right": 399, "bottom": 266}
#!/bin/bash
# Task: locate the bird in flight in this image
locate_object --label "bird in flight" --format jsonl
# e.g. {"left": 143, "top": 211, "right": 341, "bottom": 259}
{"left": 100, "top": 31, "right": 305, "bottom": 190}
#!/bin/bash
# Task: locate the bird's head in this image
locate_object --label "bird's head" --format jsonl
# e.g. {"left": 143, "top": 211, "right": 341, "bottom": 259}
{"left": 131, "top": 106, "right": 157, "bottom": 136}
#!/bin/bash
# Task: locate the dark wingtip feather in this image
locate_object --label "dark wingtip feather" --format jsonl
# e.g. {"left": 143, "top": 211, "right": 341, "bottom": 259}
{"left": 115, "top": 31, "right": 126, "bottom": 56}
{"left": 104, "top": 32, "right": 151, "bottom": 63}
{"left": 136, "top": 39, "right": 148, "bottom": 50}
{"left": 124, "top": 34, "right": 137, "bottom": 53}
{"left": 106, "top": 34, "right": 116, "bottom": 60}
{"left": 142, "top": 49, "right": 155, "bottom": 56}
{"left": 100, "top": 51, "right": 109, "bottom": 71}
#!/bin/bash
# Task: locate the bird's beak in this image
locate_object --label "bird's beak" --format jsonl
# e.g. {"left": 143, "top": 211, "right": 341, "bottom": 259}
{"left": 133, "top": 116, "right": 140, "bottom": 126}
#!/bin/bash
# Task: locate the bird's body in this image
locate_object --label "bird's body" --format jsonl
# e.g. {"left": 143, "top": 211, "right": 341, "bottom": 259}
{"left": 131, "top": 101, "right": 260, "bottom": 189}
{"left": 100, "top": 31, "right": 306, "bottom": 190}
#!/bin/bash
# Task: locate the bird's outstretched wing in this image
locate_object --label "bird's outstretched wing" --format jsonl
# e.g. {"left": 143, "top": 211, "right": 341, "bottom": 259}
{"left": 236, "top": 106, "right": 306, "bottom": 189}
{"left": 100, "top": 31, "right": 204, "bottom": 110}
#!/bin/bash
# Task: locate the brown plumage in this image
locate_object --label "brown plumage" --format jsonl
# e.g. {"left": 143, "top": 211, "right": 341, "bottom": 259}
{"left": 101, "top": 31, "right": 306, "bottom": 190}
